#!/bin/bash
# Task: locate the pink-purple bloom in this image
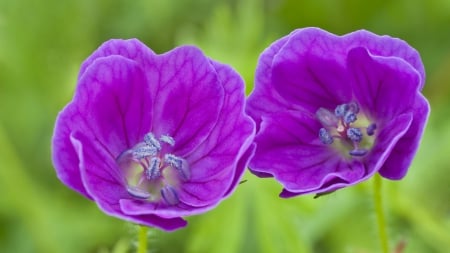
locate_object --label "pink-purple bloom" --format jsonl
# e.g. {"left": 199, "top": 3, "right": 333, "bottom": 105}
{"left": 52, "top": 39, "right": 255, "bottom": 231}
{"left": 246, "top": 27, "right": 430, "bottom": 197}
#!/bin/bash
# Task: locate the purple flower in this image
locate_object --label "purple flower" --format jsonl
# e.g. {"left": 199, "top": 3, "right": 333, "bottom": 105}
{"left": 246, "top": 28, "right": 430, "bottom": 198}
{"left": 52, "top": 39, "right": 255, "bottom": 231}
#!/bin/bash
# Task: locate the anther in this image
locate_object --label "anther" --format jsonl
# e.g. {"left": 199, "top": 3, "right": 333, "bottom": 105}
{"left": 347, "top": 127, "right": 363, "bottom": 142}
{"left": 319, "top": 128, "right": 334, "bottom": 144}
{"left": 367, "top": 123, "right": 377, "bottom": 136}
{"left": 144, "top": 133, "right": 161, "bottom": 151}
{"left": 349, "top": 149, "right": 368, "bottom": 156}
{"left": 335, "top": 104, "right": 349, "bottom": 117}
{"left": 160, "top": 135, "right": 175, "bottom": 146}
{"left": 160, "top": 185, "right": 179, "bottom": 206}
{"left": 127, "top": 186, "right": 151, "bottom": 200}
{"left": 165, "top": 154, "right": 190, "bottom": 181}
{"left": 343, "top": 112, "right": 357, "bottom": 124}
{"left": 316, "top": 108, "right": 339, "bottom": 127}
{"left": 132, "top": 144, "right": 157, "bottom": 159}
{"left": 347, "top": 102, "right": 359, "bottom": 114}
{"left": 144, "top": 157, "right": 161, "bottom": 180}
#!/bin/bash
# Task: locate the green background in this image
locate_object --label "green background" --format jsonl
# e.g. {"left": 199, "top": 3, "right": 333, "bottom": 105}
{"left": 0, "top": 0, "right": 449, "bottom": 252}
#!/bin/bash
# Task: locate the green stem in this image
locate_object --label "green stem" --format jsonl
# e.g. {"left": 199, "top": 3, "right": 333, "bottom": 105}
{"left": 374, "top": 174, "right": 389, "bottom": 253}
{"left": 137, "top": 225, "right": 148, "bottom": 253}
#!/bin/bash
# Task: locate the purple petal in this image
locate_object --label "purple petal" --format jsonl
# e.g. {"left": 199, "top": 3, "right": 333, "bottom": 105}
{"left": 71, "top": 131, "right": 186, "bottom": 231}
{"left": 119, "top": 143, "right": 254, "bottom": 218}
{"left": 131, "top": 214, "right": 187, "bottom": 231}
{"left": 378, "top": 97, "right": 430, "bottom": 179}
{"left": 249, "top": 110, "right": 366, "bottom": 193}
{"left": 279, "top": 159, "right": 365, "bottom": 197}
{"left": 364, "top": 114, "right": 413, "bottom": 178}
{"left": 342, "top": 29, "right": 425, "bottom": 88}
{"left": 178, "top": 60, "right": 255, "bottom": 206}
{"left": 185, "top": 60, "right": 255, "bottom": 182}
{"left": 268, "top": 112, "right": 412, "bottom": 197}
{"left": 119, "top": 199, "right": 194, "bottom": 218}
{"left": 347, "top": 47, "right": 422, "bottom": 121}
{"left": 119, "top": 197, "right": 217, "bottom": 219}
{"left": 52, "top": 55, "right": 151, "bottom": 198}
{"left": 246, "top": 34, "right": 293, "bottom": 127}
{"left": 270, "top": 34, "right": 353, "bottom": 113}
{"left": 148, "top": 46, "right": 225, "bottom": 156}
{"left": 280, "top": 28, "right": 425, "bottom": 87}
{"left": 79, "top": 39, "right": 156, "bottom": 80}
{"left": 223, "top": 143, "right": 256, "bottom": 197}
{"left": 178, "top": 171, "right": 233, "bottom": 207}
{"left": 74, "top": 55, "right": 153, "bottom": 157}
{"left": 248, "top": 27, "right": 425, "bottom": 120}
{"left": 70, "top": 132, "right": 127, "bottom": 201}
{"left": 119, "top": 58, "right": 256, "bottom": 214}
{"left": 51, "top": 106, "right": 91, "bottom": 198}
{"left": 118, "top": 142, "right": 251, "bottom": 215}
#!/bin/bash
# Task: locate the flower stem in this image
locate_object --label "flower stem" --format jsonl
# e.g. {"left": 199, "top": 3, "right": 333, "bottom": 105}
{"left": 374, "top": 174, "right": 389, "bottom": 253}
{"left": 137, "top": 225, "right": 148, "bottom": 253}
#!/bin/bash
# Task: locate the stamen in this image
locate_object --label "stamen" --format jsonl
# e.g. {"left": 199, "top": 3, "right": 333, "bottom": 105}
{"left": 160, "top": 135, "right": 175, "bottom": 146}
{"left": 119, "top": 133, "right": 189, "bottom": 205}
{"left": 335, "top": 104, "right": 349, "bottom": 117}
{"left": 132, "top": 144, "right": 157, "bottom": 159}
{"left": 343, "top": 111, "right": 357, "bottom": 124}
{"left": 160, "top": 185, "right": 179, "bottom": 206}
{"left": 347, "top": 102, "right": 359, "bottom": 114}
{"left": 347, "top": 127, "right": 363, "bottom": 142}
{"left": 319, "top": 128, "right": 334, "bottom": 144}
{"left": 316, "top": 108, "right": 339, "bottom": 127}
{"left": 349, "top": 149, "right": 368, "bottom": 156}
{"left": 144, "top": 133, "right": 161, "bottom": 151}
{"left": 127, "top": 186, "right": 151, "bottom": 199}
{"left": 144, "top": 157, "right": 161, "bottom": 180}
{"left": 367, "top": 123, "right": 377, "bottom": 136}
{"left": 317, "top": 102, "right": 374, "bottom": 158}
{"left": 165, "top": 154, "right": 190, "bottom": 181}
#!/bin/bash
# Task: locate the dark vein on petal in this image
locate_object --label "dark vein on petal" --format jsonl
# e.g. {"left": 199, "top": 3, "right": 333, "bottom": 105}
{"left": 306, "top": 65, "right": 336, "bottom": 102}
{"left": 114, "top": 94, "right": 131, "bottom": 148}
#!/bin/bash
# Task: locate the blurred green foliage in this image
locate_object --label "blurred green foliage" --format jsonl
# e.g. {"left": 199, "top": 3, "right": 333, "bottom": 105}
{"left": 0, "top": 0, "right": 449, "bottom": 252}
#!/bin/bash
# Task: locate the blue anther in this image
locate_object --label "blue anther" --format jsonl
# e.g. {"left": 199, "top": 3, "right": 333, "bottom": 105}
{"left": 127, "top": 186, "right": 151, "bottom": 199}
{"left": 344, "top": 111, "right": 357, "bottom": 124}
{"left": 347, "top": 102, "right": 359, "bottom": 114}
{"left": 160, "top": 134, "right": 175, "bottom": 146}
{"left": 366, "top": 123, "right": 377, "bottom": 136}
{"left": 132, "top": 145, "right": 157, "bottom": 159}
{"left": 164, "top": 154, "right": 190, "bottom": 181}
{"left": 334, "top": 103, "right": 349, "bottom": 117}
{"left": 145, "top": 157, "right": 161, "bottom": 180}
{"left": 316, "top": 108, "right": 339, "bottom": 127}
{"left": 160, "top": 185, "right": 179, "bottom": 206}
{"left": 319, "top": 128, "right": 334, "bottom": 144}
{"left": 144, "top": 133, "right": 161, "bottom": 151}
{"left": 347, "top": 127, "right": 363, "bottom": 142}
{"left": 349, "top": 149, "right": 368, "bottom": 156}
{"left": 164, "top": 154, "right": 182, "bottom": 167}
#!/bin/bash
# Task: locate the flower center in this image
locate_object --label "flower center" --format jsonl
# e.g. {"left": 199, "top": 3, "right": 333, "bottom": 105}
{"left": 316, "top": 102, "right": 376, "bottom": 157}
{"left": 116, "top": 133, "right": 190, "bottom": 206}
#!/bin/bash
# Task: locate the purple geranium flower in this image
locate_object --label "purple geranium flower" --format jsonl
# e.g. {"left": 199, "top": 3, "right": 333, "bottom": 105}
{"left": 52, "top": 39, "right": 255, "bottom": 231}
{"left": 246, "top": 27, "right": 430, "bottom": 198}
